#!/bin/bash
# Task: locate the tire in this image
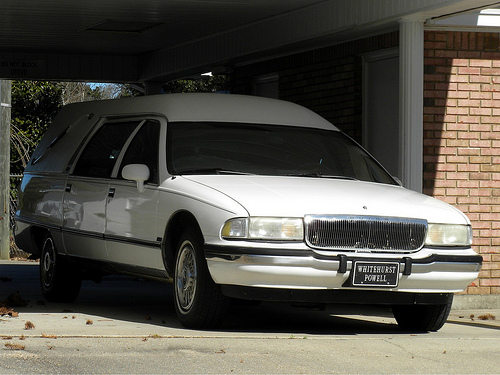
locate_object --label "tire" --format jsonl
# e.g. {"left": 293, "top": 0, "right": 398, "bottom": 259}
{"left": 392, "top": 294, "right": 453, "bottom": 332}
{"left": 173, "top": 228, "right": 228, "bottom": 329}
{"left": 40, "top": 234, "right": 82, "bottom": 303}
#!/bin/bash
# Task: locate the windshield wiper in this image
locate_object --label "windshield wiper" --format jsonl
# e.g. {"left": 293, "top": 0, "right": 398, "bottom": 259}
{"left": 286, "top": 173, "right": 358, "bottom": 180}
{"left": 176, "top": 168, "right": 252, "bottom": 176}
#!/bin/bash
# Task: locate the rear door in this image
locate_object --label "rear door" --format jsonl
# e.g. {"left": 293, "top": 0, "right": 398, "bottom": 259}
{"left": 63, "top": 120, "right": 141, "bottom": 260}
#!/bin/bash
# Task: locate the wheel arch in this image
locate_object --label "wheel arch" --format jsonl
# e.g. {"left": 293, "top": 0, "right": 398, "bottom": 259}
{"left": 162, "top": 210, "right": 203, "bottom": 277}
{"left": 30, "top": 226, "right": 51, "bottom": 257}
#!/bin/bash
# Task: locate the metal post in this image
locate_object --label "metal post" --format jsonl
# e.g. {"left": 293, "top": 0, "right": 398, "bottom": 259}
{"left": 0, "top": 80, "right": 12, "bottom": 260}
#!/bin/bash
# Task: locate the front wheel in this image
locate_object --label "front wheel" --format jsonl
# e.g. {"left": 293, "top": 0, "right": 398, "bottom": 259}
{"left": 174, "top": 228, "right": 228, "bottom": 329}
{"left": 40, "top": 234, "right": 82, "bottom": 303}
{"left": 392, "top": 294, "right": 453, "bottom": 332}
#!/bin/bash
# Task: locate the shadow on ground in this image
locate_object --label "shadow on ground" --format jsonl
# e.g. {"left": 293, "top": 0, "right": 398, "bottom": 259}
{"left": 1, "top": 261, "right": 407, "bottom": 336}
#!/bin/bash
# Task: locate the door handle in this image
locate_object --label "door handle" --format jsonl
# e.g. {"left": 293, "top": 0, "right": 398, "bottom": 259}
{"left": 65, "top": 184, "right": 72, "bottom": 193}
{"left": 108, "top": 187, "right": 116, "bottom": 198}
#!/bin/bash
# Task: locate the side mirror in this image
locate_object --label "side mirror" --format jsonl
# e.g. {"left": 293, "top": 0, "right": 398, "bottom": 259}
{"left": 122, "top": 164, "right": 150, "bottom": 192}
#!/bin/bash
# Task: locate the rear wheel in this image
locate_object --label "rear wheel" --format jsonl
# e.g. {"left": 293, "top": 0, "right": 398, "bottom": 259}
{"left": 40, "top": 234, "right": 82, "bottom": 303}
{"left": 174, "top": 228, "right": 228, "bottom": 329}
{"left": 392, "top": 294, "right": 453, "bottom": 332}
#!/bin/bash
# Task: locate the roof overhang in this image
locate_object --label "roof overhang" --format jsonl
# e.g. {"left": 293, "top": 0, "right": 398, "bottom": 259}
{"left": 0, "top": 0, "right": 499, "bottom": 83}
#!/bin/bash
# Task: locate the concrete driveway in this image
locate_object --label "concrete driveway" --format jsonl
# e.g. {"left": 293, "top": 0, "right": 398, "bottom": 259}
{"left": 1, "top": 260, "right": 499, "bottom": 374}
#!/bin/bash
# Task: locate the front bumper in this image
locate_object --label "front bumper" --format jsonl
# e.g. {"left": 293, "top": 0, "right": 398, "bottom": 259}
{"left": 205, "top": 245, "right": 482, "bottom": 296}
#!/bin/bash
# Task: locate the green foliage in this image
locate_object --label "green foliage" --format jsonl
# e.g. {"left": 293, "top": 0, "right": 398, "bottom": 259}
{"left": 10, "top": 81, "right": 63, "bottom": 174}
{"left": 162, "top": 75, "right": 228, "bottom": 94}
{"left": 9, "top": 77, "right": 225, "bottom": 174}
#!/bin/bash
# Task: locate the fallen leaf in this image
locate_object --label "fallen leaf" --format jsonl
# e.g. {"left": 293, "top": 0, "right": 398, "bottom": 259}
{"left": 24, "top": 321, "right": 35, "bottom": 330}
{"left": 41, "top": 333, "right": 57, "bottom": 339}
{"left": 86, "top": 319, "right": 93, "bottom": 325}
{"left": 478, "top": 313, "right": 496, "bottom": 321}
{"left": 4, "top": 343, "right": 25, "bottom": 350}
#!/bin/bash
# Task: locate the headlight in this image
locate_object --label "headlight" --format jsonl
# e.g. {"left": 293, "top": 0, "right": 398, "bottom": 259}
{"left": 222, "top": 217, "right": 304, "bottom": 241}
{"left": 425, "top": 224, "right": 472, "bottom": 247}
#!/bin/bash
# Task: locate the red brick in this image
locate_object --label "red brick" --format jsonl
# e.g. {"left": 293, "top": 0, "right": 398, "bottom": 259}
{"left": 470, "top": 91, "right": 492, "bottom": 99}
{"left": 469, "top": 139, "right": 492, "bottom": 148}
{"left": 458, "top": 180, "right": 480, "bottom": 188}
{"left": 445, "top": 140, "right": 469, "bottom": 148}
{"left": 467, "top": 287, "right": 492, "bottom": 295}
{"left": 458, "top": 116, "right": 480, "bottom": 124}
{"left": 480, "top": 279, "right": 500, "bottom": 287}
{"left": 457, "top": 148, "right": 480, "bottom": 156}
{"left": 446, "top": 172, "right": 468, "bottom": 179}
{"left": 480, "top": 67, "right": 500, "bottom": 75}
{"left": 457, "top": 51, "right": 481, "bottom": 59}
{"left": 447, "top": 91, "right": 470, "bottom": 99}
{"left": 457, "top": 131, "right": 479, "bottom": 139}
{"left": 446, "top": 107, "right": 469, "bottom": 115}
{"left": 470, "top": 156, "right": 492, "bottom": 163}
{"left": 447, "top": 155, "right": 469, "bottom": 163}
{"left": 458, "top": 67, "right": 480, "bottom": 75}
{"left": 469, "top": 124, "right": 492, "bottom": 132}
{"left": 480, "top": 116, "right": 500, "bottom": 124}
{"left": 452, "top": 58, "right": 469, "bottom": 66}
{"left": 481, "top": 84, "right": 500, "bottom": 92}
{"left": 470, "top": 59, "right": 493, "bottom": 67}
{"left": 469, "top": 172, "right": 492, "bottom": 180}
{"left": 470, "top": 75, "right": 492, "bottom": 83}
{"left": 457, "top": 99, "right": 480, "bottom": 107}
{"left": 470, "top": 107, "right": 492, "bottom": 116}
{"left": 457, "top": 164, "right": 479, "bottom": 172}
{"left": 458, "top": 83, "right": 481, "bottom": 91}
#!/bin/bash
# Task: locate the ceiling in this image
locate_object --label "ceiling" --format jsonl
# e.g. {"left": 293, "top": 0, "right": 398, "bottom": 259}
{"left": 1, "top": 0, "right": 499, "bottom": 84}
{"left": 1, "top": 0, "right": 325, "bottom": 56}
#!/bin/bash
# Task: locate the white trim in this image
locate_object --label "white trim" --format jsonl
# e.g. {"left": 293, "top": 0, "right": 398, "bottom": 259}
{"left": 399, "top": 18, "right": 425, "bottom": 193}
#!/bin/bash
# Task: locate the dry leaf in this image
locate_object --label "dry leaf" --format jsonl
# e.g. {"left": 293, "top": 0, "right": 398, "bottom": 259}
{"left": 41, "top": 333, "right": 57, "bottom": 339}
{"left": 478, "top": 313, "right": 496, "bottom": 321}
{"left": 5, "top": 343, "right": 25, "bottom": 350}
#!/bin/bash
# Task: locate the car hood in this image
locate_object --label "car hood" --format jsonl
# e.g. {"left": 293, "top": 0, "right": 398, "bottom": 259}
{"left": 181, "top": 175, "right": 469, "bottom": 225}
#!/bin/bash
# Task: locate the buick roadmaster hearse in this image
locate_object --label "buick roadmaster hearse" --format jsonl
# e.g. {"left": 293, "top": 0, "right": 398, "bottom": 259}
{"left": 15, "top": 94, "right": 482, "bottom": 330}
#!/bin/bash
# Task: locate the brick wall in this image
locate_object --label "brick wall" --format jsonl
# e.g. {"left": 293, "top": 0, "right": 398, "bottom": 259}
{"left": 424, "top": 31, "right": 500, "bottom": 294}
{"left": 231, "top": 32, "right": 398, "bottom": 143}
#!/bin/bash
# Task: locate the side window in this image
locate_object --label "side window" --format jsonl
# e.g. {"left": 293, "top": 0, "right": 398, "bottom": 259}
{"left": 72, "top": 121, "right": 140, "bottom": 178}
{"left": 119, "top": 120, "right": 161, "bottom": 184}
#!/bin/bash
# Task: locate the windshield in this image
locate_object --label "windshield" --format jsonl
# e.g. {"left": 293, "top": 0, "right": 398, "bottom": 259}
{"left": 167, "top": 122, "right": 397, "bottom": 184}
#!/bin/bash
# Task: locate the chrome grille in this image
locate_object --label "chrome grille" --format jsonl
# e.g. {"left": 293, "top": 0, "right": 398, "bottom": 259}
{"left": 305, "top": 215, "right": 427, "bottom": 253}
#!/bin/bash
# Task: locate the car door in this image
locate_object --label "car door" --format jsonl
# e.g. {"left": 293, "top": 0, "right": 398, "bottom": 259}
{"left": 62, "top": 120, "right": 141, "bottom": 260}
{"left": 105, "top": 119, "right": 163, "bottom": 271}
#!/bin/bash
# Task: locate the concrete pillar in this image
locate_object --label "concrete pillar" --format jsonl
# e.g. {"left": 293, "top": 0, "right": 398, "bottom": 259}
{"left": 399, "top": 18, "right": 425, "bottom": 193}
{"left": 0, "top": 80, "right": 12, "bottom": 260}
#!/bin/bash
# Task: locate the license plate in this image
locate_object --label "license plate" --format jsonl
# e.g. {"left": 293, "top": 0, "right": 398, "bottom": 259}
{"left": 352, "top": 261, "right": 400, "bottom": 287}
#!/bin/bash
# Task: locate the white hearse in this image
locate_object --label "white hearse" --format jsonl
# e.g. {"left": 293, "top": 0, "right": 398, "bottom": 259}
{"left": 15, "top": 93, "right": 482, "bottom": 330}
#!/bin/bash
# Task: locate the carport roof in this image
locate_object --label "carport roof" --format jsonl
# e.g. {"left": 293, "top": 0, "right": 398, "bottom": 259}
{"left": 0, "top": 0, "right": 498, "bottom": 83}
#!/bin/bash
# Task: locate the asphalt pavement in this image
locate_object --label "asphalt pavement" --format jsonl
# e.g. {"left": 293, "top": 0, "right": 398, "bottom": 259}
{"left": 1, "top": 260, "right": 499, "bottom": 374}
